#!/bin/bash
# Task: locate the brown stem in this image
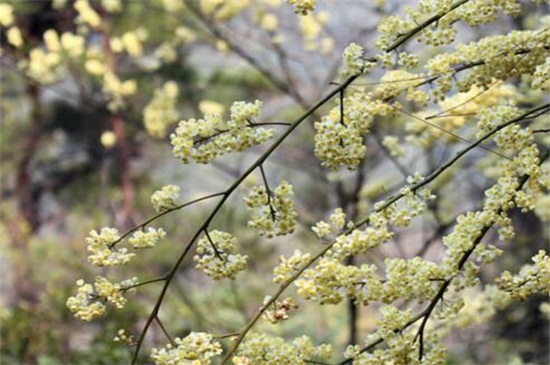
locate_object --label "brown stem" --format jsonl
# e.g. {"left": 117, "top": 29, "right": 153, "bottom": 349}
{"left": 100, "top": 16, "right": 135, "bottom": 226}
{"left": 16, "top": 83, "right": 42, "bottom": 233}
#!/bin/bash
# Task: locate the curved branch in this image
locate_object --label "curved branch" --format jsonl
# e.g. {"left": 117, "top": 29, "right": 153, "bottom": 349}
{"left": 221, "top": 102, "right": 548, "bottom": 364}
{"left": 131, "top": 74, "right": 361, "bottom": 364}
{"left": 339, "top": 151, "right": 548, "bottom": 364}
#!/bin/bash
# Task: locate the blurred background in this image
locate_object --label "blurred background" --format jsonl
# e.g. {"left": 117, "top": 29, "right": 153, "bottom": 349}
{"left": 0, "top": 0, "right": 548, "bottom": 364}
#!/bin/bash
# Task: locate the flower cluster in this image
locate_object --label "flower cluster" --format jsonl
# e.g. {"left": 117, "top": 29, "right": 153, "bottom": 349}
{"left": 0, "top": 3, "right": 14, "bottom": 26}
{"left": 171, "top": 100, "right": 274, "bottom": 164}
{"left": 341, "top": 43, "right": 374, "bottom": 78}
{"left": 66, "top": 279, "right": 105, "bottom": 321}
{"left": 441, "top": 211, "right": 494, "bottom": 274}
{"left": 150, "top": 332, "right": 222, "bottom": 365}
{"left": 534, "top": 193, "right": 550, "bottom": 222}
{"left": 85, "top": 227, "right": 134, "bottom": 266}
{"left": 74, "top": 0, "right": 101, "bottom": 28}
{"left": 438, "top": 116, "right": 544, "bottom": 296}
{"left": 94, "top": 276, "right": 134, "bottom": 308}
{"left": 311, "top": 207, "right": 347, "bottom": 239}
{"left": 128, "top": 227, "right": 166, "bottom": 249}
{"left": 143, "top": 81, "right": 180, "bottom": 138}
{"left": 101, "top": 0, "right": 122, "bottom": 13}
{"left": 532, "top": 56, "right": 550, "bottom": 90}
{"left": 273, "top": 250, "right": 311, "bottom": 284}
{"left": 296, "top": 251, "right": 447, "bottom": 308}
{"left": 199, "top": 0, "right": 250, "bottom": 21}
{"left": 328, "top": 225, "right": 394, "bottom": 260}
{"left": 22, "top": 29, "right": 92, "bottom": 84}
{"left": 437, "top": 285, "right": 512, "bottom": 334}
{"left": 66, "top": 276, "right": 138, "bottom": 321}
{"left": 288, "top": 0, "right": 317, "bottom": 16}
{"left": 472, "top": 243, "right": 503, "bottom": 265}
{"left": 298, "top": 11, "right": 332, "bottom": 53}
{"left": 346, "top": 330, "right": 446, "bottom": 365}
{"left": 109, "top": 28, "right": 148, "bottom": 56}
{"left": 346, "top": 305, "right": 447, "bottom": 364}
{"left": 194, "top": 230, "right": 248, "bottom": 280}
{"left": 314, "top": 111, "right": 365, "bottom": 170}
{"left": 424, "top": 29, "right": 548, "bottom": 100}
{"left": 381, "top": 257, "right": 445, "bottom": 304}
{"left": 407, "top": 84, "right": 516, "bottom": 148}
{"left": 496, "top": 250, "right": 550, "bottom": 300}
{"left": 151, "top": 185, "right": 180, "bottom": 213}
{"left": 296, "top": 258, "right": 378, "bottom": 305}
{"left": 475, "top": 103, "right": 520, "bottom": 140}
{"left": 113, "top": 328, "right": 134, "bottom": 345}
{"left": 262, "top": 296, "right": 298, "bottom": 323}
{"left": 199, "top": 100, "right": 225, "bottom": 115}
{"left": 234, "top": 334, "right": 331, "bottom": 365}
{"left": 6, "top": 26, "right": 23, "bottom": 48}
{"left": 260, "top": 13, "right": 279, "bottom": 32}
{"left": 102, "top": 71, "right": 137, "bottom": 111}
{"left": 244, "top": 180, "right": 297, "bottom": 237}
{"left": 398, "top": 52, "right": 419, "bottom": 70}
{"left": 376, "top": 0, "right": 522, "bottom": 51}
{"left": 314, "top": 91, "right": 394, "bottom": 170}
{"left": 377, "top": 305, "right": 412, "bottom": 340}
{"left": 0, "top": 4, "right": 24, "bottom": 49}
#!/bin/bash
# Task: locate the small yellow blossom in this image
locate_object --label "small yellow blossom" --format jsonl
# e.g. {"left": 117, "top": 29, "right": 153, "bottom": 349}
{"left": 7, "top": 27, "right": 23, "bottom": 48}
{"left": 194, "top": 230, "right": 248, "bottom": 280}
{"left": 151, "top": 332, "right": 222, "bottom": 365}
{"left": 74, "top": 0, "right": 101, "bottom": 28}
{"left": 122, "top": 31, "right": 143, "bottom": 57}
{"left": 198, "top": 100, "right": 225, "bottom": 116}
{"left": 85, "top": 59, "right": 106, "bottom": 76}
{"left": 0, "top": 3, "right": 14, "bottom": 26}
{"left": 261, "top": 13, "right": 279, "bottom": 32}
{"left": 288, "top": 0, "right": 316, "bottom": 15}
{"left": 151, "top": 185, "right": 180, "bottom": 213}
{"left": 100, "top": 130, "right": 117, "bottom": 148}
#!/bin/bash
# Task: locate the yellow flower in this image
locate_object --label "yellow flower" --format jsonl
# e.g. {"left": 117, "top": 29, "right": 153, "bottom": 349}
{"left": 7, "top": 27, "right": 23, "bottom": 48}
{"left": 199, "top": 100, "right": 225, "bottom": 116}
{"left": 100, "top": 131, "right": 117, "bottom": 148}
{"left": 122, "top": 31, "right": 143, "bottom": 57}
{"left": 74, "top": 0, "right": 101, "bottom": 28}
{"left": 215, "top": 40, "right": 229, "bottom": 53}
{"left": 0, "top": 3, "right": 14, "bottom": 27}
{"left": 43, "top": 30, "right": 61, "bottom": 52}
{"left": 261, "top": 13, "right": 279, "bottom": 32}
{"left": 110, "top": 37, "right": 124, "bottom": 53}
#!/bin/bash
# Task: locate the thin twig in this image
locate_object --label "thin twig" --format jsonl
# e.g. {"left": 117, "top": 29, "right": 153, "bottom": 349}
{"left": 109, "top": 192, "right": 226, "bottom": 249}
{"left": 391, "top": 105, "right": 511, "bottom": 160}
{"left": 259, "top": 164, "right": 277, "bottom": 220}
{"left": 204, "top": 229, "right": 225, "bottom": 262}
{"left": 121, "top": 277, "right": 167, "bottom": 292}
{"left": 155, "top": 316, "right": 175, "bottom": 345}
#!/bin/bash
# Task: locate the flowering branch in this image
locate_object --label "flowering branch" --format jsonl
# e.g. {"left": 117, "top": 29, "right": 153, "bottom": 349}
{"left": 131, "top": 73, "right": 361, "bottom": 364}
{"left": 338, "top": 151, "right": 549, "bottom": 364}
{"left": 221, "top": 102, "right": 548, "bottom": 364}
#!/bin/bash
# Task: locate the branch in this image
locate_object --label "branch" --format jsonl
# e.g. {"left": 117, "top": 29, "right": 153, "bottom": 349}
{"left": 338, "top": 151, "right": 549, "bottom": 365}
{"left": 131, "top": 73, "right": 361, "bottom": 364}
{"left": 383, "top": 0, "right": 471, "bottom": 52}
{"left": 221, "top": 102, "right": 548, "bottom": 364}
{"left": 183, "top": 0, "right": 308, "bottom": 107}
{"left": 108, "top": 192, "right": 226, "bottom": 249}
